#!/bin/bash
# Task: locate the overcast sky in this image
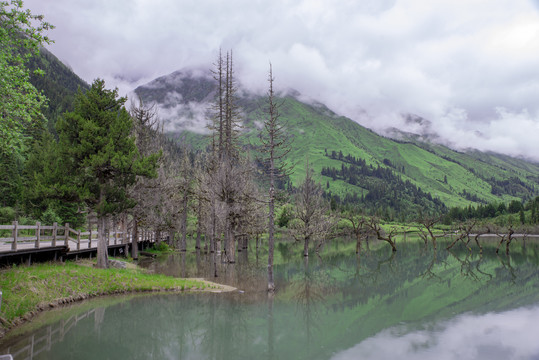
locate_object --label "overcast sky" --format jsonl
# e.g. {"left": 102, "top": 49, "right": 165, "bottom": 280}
{"left": 24, "top": 0, "right": 539, "bottom": 160}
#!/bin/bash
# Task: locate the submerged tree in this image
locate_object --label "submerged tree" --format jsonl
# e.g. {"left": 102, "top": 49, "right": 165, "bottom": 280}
{"left": 291, "top": 161, "right": 334, "bottom": 257}
{"left": 128, "top": 98, "right": 167, "bottom": 259}
{"left": 342, "top": 210, "right": 368, "bottom": 254}
{"left": 365, "top": 216, "right": 398, "bottom": 252}
{"left": 259, "top": 63, "right": 292, "bottom": 291}
{"left": 207, "top": 49, "right": 244, "bottom": 263}
{"left": 57, "top": 79, "right": 159, "bottom": 268}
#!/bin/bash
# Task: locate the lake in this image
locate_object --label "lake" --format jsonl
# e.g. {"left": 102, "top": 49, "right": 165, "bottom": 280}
{"left": 2, "top": 238, "right": 539, "bottom": 359}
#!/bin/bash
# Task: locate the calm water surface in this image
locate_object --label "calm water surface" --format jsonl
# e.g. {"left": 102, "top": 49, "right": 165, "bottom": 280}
{"left": 2, "top": 239, "right": 539, "bottom": 360}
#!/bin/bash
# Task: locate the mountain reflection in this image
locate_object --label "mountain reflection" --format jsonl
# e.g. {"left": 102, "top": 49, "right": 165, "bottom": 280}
{"left": 331, "top": 305, "right": 539, "bottom": 360}
{"left": 3, "top": 239, "right": 539, "bottom": 360}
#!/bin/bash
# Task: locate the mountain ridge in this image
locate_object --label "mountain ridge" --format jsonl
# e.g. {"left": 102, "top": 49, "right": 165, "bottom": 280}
{"left": 133, "top": 69, "right": 539, "bottom": 216}
{"left": 26, "top": 53, "right": 539, "bottom": 218}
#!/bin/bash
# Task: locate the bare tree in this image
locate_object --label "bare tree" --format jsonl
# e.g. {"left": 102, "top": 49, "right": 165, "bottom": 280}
{"left": 128, "top": 98, "right": 185, "bottom": 257}
{"left": 128, "top": 98, "right": 162, "bottom": 259}
{"left": 259, "top": 63, "right": 293, "bottom": 291}
{"left": 206, "top": 49, "right": 244, "bottom": 263}
{"left": 365, "top": 216, "right": 398, "bottom": 252}
{"left": 417, "top": 216, "right": 448, "bottom": 250}
{"left": 495, "top": 225, "right": 515, "bottom": 254}
{"left": 177, "top": 151, "right": 194, "bottom": 252}
{"left": 191, "top": 154, "right": 208, "bottom": 251}
{"left": 291, "top": 161, "right": 335, "bottom": 257}
{"left": 341, "top": 211, "right": 368, "bottom": 254}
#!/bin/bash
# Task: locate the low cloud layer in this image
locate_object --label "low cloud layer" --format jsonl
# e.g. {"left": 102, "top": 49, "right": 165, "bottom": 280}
{"left": 25, "top": 0, "right": 539, "bottom": 160}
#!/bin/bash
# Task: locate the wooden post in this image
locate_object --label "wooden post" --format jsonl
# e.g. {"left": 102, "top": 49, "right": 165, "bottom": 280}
{"left": 106, "top": 221, "right": 110, "bottom": 247}
{"left": 77, "top": 230, "right": 81, "bottom": 250}
{"left": 52, "top": 222, "right": 57, "bottom": 247}
{"left": 89, "top": 228, "right": 92, "bottom": 249}
{"left": 122, "top": 214, "right": 128, "bottom": 255}
{"left": 35, "top": 221, "right": 41, "bottom": 248}
{"left": 11, "top": 221, "right": 18, "bottom": 251}
{"left": 64, "top": 223, "right": 70, "bottom": 246}
{"left": 113, "top": 218, "right": 117, "bottom": 245}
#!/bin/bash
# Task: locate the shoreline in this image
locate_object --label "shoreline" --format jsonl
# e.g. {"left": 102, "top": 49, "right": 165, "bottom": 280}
{"left": 0, "top": 260, "right": 236, "bottom": 339}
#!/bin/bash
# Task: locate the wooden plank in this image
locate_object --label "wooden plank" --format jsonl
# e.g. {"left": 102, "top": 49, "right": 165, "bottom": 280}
{"left": 17, "top": 225, "right": 37, "bottom": 230}
{"left": 7, "top": 237, "right": 39, "bottom": 242}
{"left": 0, "top": 225, "right": 14, "bottom": 230}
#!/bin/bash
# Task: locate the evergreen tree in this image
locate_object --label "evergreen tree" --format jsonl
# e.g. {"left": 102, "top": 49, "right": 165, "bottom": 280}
{"left": 23, "top": 132, "right": 85, "bottom": 227}
{"left": 57, "top": 79, "right": 159, "bottom": 268}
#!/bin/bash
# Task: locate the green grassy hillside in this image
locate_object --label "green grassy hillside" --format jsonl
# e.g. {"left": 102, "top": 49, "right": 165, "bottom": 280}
{"left": 134, "top": 72, "right": 539, "bottom": 218}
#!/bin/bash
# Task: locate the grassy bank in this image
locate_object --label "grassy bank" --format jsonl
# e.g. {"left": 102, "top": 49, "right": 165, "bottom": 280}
{"left": 0, "top": 260, "right": 231, "bottom": 335}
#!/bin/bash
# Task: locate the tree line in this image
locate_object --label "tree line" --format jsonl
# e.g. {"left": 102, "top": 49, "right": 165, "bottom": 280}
{"left": 321, "top": 150, "right": 446, "bottom": 220}
{"left": 5, "top": 2, "right": 538, "bottom": 285}
{"left": 444, "top": 197, "right": 539, "bottom": 225}
{"left": 0, "top": 4, "right": 336, "bottom": 292}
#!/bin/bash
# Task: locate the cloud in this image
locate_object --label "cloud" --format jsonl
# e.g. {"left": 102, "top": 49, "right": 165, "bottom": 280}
{"left": 24, "top": 0, "right": 539, "bottom": 160}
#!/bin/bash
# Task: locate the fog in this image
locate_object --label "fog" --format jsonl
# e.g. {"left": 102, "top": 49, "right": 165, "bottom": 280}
{"left": 24, "top": 0, "right": 539, "bottom": 160}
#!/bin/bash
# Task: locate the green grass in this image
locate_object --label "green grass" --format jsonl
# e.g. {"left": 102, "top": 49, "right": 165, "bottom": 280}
{"left": 179, "top": 95, "right": 539, "bottom": 212}
{"left": 0, "top": 261, "right": 214, "bottom": 330}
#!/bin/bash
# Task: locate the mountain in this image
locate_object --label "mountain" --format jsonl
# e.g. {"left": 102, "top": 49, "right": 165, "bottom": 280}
{"left": 133, "top": 69, "right": 539, "bottom": 218}
{"left": 27, "top": 47, "right": 89, "bottom": 133}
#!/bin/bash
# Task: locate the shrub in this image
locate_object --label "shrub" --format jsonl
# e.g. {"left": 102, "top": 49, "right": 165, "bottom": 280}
{"left": 0, "top": 207, "right": 16, "bottom": 224}
{"left": 277, "top": 204, "right": 294, "bottom": 228}
{"left": 40, "top": 205, "right": 62, "bottom": 225}
{"left": 153, "top": 242, "right": 171, "bottom": 252}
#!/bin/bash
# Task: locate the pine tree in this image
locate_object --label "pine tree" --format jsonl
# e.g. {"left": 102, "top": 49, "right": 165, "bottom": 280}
{"left": 57, "top": 79, "right": 159, "bottom": 268}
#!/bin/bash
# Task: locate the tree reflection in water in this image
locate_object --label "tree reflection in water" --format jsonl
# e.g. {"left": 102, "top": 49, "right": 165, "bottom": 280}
{"left": 3, "top": 239, "right": 539, "bottom": 360}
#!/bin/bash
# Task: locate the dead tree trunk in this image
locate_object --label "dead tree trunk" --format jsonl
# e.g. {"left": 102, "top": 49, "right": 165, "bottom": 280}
{"left": 132, "top": 219, "right": 139, "bottom": 259}
{"left": 367, "top": 217, "right": 397, "bottom": 252}
{"left": 96, "top": 215, "right": 109, "bottom": 268}
{"left": 179, "top": 192, "right": 188, "bottom": 252}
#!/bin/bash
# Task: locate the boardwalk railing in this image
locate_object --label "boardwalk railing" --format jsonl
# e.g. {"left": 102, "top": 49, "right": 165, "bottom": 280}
{"left": 0, "top": 221, "right": 133, "bottom": 253}
{"left": 5, "top": 308, "right": 100, "bottom": 360}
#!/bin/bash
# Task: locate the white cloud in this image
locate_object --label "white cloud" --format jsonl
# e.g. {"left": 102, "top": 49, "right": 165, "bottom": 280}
{"left": 24, "top": 0, "right": 539, "bottom": 160}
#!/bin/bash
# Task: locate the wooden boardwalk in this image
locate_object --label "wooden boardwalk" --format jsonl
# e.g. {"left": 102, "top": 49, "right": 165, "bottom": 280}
{"left": 0, "top": 221, "right": 159, "bottom": 265}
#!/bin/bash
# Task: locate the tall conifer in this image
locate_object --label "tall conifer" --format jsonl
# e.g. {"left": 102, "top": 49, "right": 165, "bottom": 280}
{"left": 57, "top": 79, "right": 159, "bottom": 268}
